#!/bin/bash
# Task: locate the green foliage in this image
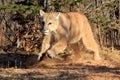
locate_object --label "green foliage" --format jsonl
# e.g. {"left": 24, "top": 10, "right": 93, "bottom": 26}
{"left": 48, "top": 0, "right": 92, "bottom": 11}
{"left": 50, "top": 0, "right": 72, "bottom": 11}
{"left": 99, "top": 16, "right": 110, "bottom": 26}
{"left": 89, "top": 15, "right": 111, "bottom": 29}
{"left": 106, "top": 1, "right": 117, "bottom": 8}
{"left": 0, "top": 3, "right": 43, "bottom": 18}
{"left": 78, "top": 0, "right": 91, "bottom": 3}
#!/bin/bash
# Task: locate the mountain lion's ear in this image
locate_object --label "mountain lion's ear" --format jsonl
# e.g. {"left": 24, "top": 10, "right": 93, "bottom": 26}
{"left": 39, "top": 10, "right": 45, "bottom": 17}
{"left": 55, "top": 12, "right": 60, "bottom": 19}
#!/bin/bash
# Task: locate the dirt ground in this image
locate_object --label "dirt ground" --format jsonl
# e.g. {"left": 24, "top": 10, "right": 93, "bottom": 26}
{"left": 0, "top": 49, "right": 120, "bottom": 80}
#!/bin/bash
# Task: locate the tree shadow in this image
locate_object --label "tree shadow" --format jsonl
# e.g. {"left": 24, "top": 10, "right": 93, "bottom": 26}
{"left": 0, "top": 53, "right": 120, "bottom": 79}
{"left": 0, "top": 65, "right": 119, "bottom": 80}
{"left": 0, "top": 53, "right": 38, "bottom": 68}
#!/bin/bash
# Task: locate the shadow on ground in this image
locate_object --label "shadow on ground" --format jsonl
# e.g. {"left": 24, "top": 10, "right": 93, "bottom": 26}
{"left": 0, "top": 53, "right": 120, "bottom": 79}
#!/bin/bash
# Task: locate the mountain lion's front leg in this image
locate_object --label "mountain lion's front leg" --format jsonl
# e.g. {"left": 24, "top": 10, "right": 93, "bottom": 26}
{"left": 47, "top": 38, "right": 67, "bottom": 59}
{"left": 38, "top": 34, "right": 51, "bottom": 60}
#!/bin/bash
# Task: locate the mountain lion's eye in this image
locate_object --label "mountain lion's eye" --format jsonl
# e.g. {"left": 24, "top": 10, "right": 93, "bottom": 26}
{"left": 48, "top": 22, "right": 52, "bottom": 25}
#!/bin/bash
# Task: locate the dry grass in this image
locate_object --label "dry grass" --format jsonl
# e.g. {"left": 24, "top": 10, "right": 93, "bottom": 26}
{"left": 0, "top": 47, "right": 120, "bottom": 80}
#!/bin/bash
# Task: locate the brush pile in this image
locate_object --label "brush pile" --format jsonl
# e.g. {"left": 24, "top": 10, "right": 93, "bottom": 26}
{"left": 0, "top": 10, "right": 43, "bottom": 55}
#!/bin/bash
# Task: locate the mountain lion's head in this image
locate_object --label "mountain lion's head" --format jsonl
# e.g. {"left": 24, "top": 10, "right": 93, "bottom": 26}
{"left": 39, "top": 10, "right": 60, "bottom": 35}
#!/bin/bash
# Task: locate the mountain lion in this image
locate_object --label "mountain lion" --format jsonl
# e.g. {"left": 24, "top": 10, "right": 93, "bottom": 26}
{"left": 38, "top": 10, "right": 101, "bottom": 61}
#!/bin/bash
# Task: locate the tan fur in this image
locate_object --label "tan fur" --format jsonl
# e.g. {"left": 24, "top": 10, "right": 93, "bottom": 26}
{"left": 38, "top": 10, "right": 101, "bottom": 61}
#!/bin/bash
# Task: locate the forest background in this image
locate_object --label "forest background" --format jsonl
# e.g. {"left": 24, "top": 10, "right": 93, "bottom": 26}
{"left": 0, "top": 0, "right": 120, "bottom": 79}
{"left": 0, "top": 0, "right": 120, "bottom": 61}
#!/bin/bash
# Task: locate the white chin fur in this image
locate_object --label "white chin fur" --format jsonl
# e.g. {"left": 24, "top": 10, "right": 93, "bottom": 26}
{"left": 44, "top": 30, "right": 50, "bottom": 35}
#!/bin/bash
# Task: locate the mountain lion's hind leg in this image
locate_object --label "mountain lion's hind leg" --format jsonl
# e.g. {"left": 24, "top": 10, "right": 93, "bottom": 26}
{"left": 82, "top": 36, "right": 101, "bottom": 61}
